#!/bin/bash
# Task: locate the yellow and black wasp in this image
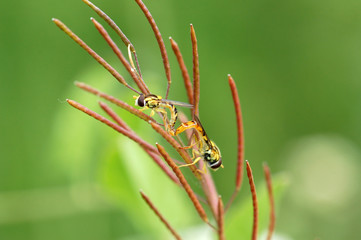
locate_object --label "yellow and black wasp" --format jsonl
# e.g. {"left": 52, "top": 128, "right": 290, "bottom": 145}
{"left": 134, "top": 93, "right": 193, "bottom": 132}
{"left": 127, "top": 45, "right": 193, "bottom": 132}
{"left": 171, "top": 115, "right": 223, "bottom": 171}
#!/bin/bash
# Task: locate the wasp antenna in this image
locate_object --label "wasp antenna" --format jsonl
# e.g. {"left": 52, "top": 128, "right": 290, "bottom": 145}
{"left": 128, "top": 44, "right": 137, "bottom": 71}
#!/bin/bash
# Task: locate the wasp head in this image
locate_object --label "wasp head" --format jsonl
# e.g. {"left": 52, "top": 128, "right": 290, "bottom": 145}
{"left": 203, "top": 141, "right": 223, "bottom": 170}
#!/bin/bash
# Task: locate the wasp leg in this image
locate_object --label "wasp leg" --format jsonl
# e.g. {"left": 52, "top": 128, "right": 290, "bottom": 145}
{"left": 153, "top": 108, "right": 172, "bottom": 132}
{"left": 136, "top": 106, "right": 148, "bottom": 112}
{"left": 149, "top": 109, "right": 156, "bottom": 117}
{"left": 178, "top": 156, "right": 202, "bottom": 168}
{"left": 179, "top": 139, "right": 199, "bottom": 149}
{"left": 196, "top": 163, "right": 207, "bottom": 174}
{"left": 178, "top": 129, "right": 202, "bottom": 150}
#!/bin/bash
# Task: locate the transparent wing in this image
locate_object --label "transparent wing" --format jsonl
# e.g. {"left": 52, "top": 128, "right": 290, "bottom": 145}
{"left": 160, "top": 99, "right": 193, "bottom": 108}
{"left": 193, "top": 115, "right": 211, "bottom": 145}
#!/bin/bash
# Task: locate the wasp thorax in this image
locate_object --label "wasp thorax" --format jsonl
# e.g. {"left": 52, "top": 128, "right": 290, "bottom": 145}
{"left": 135, "top": 94, "right": 145, "bottom": 107}
{"left": 204, "top": 151, "right": 212, "bottom": 162}
{"left": 145, "top": 95, "right": 161, "bottom": 108}
{"left": 204, "top": 148, "right": 218, "bottom": 162}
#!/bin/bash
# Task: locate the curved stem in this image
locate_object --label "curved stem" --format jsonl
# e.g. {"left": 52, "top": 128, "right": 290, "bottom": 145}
{"left": 246, "top": 160, "right": 258, "bottom": 240}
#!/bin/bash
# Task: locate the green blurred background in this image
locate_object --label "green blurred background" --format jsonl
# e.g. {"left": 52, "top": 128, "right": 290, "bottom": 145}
{"left": 1, "top": 0, "right": 361, "bottom": 239}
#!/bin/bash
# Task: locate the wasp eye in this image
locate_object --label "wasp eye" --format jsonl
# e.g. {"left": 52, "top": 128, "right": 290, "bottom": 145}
{"left": 209, "top": 158, "right": 222, "bottom": 170}
{"left": 136, "top": 94, "right": 145, "bottom": 107}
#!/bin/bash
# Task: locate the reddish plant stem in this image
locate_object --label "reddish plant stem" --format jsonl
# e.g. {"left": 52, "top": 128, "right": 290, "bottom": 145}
{"left": 145, "top": 150, "right": 181, "bottom": 186}
{"left": 99, "top": 101, "right": 130, "bottom": 130}
{"left": 75, "top": 82, "right": 154, "bottom": 123}
{"left": 68, "top": 99, "right": 180, "bottom": 185}
{"left": 99, "top": 102, "right": 180, "bottom": 185}
{"left": 264, "top": 163, "right": 275, "bottom": 240}
{"left": 246, "top": 160, "right": 258, "bottom": 240}
{"left": 156, "top": 144, "right": 208, "bottom": 223}
{"left": 134, "top": 0, "right": 171, "bottom": 98}
{"left": 52, "top": 18, "right": 138, "bottom": 94}
{"left": 190, "top": 24, "right": 200, "bottom": 116}
{"left": 196, "top": 160, "right": 219, "bottom": 220}
{"left": 140, "top": 191, "right": 182, "bottom": 240}
{"left": 82, "top": 0, "right": 134, "bottom": 52}
{"left": 91, "top": 18, "right": 149, "bottom": 94}
{"left": 67, "top": 99, "right": 157, "bottom": 152}
{"left": 82, "top": 0, "right": 143, "bottom": 78}
{"left": 169, "top": 37, "right": 193, "bottom": 105}
{"left": 225, "top": 74, "right": 245, "bottom": 211}
{"left": 228, "top": 74, "right": 244, "bottom": 190}
{"left": 217, "top": 196, "right": 225, "bottom": 240}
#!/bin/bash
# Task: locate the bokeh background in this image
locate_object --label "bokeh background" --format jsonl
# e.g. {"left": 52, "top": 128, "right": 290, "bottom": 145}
{"left": 1, "top": 0, "right": 361, "bottom": 239}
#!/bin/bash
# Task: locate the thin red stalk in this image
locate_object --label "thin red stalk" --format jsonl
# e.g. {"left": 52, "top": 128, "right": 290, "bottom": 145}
{"left": 82, "top": 0, "right": 134, "bottom": 52}
{"left": 225, "top": 74, "right": 245, "bottom": 211}
{"left": 169, "top": 37, "right": 193, "bottom": 105}
{"left": 134, "top": 0, "right": 171, "bottom": 98}
{"left": 140, "top": 191, "right": 182, "bottom": 240}
{"left": 190, "top": 24, "right": 200, "bottom": 116}
{"left": 200, "top": 168, "right": 219, "bottom": 220}
{"left": 98, "top": 101, "right": 180, "bottom": 185}
{"left": 99, "top": 101, "right": 130, "bottom": 130}
{"left": 102, "top": 102, "right": 181, "bottom": 185}
{"left": 145, "top": 150, "right": 181, "bottom": 186}
{"left": 156, "top": 144, "right": 208, "bottom": 223}
{"left": 149, "top": 121, "right": 201, "bottom": 179}
{"left": 67, "top": 99, "right": 157, "bottom": 153}
{"left": 91, "top": 18, "right": 149, "bottom": 94}
{"left": 82, "top": 0, "right": 143, "bottom": 78}
{"left": 52, "top": 18, "right": 138, "bottom": 94}
{"left": 264, "top": 163, "right": 275, "bottom": 240}
{"left": 69, "top": 99, "right": 181, "bottom": 184}
{"left": 75, "top": 82, "right": 154, "bottom": 123}
{"left": 228, "top": 74, "right": 244, "bottom": 190}
{"left": 246, "top": 160, "right": 258, "bottom": 240}
{"left": 217, "top": 196, "right": 225, "bottom": 240}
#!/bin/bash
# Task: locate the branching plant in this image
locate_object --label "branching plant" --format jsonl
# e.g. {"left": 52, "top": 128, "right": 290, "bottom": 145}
{"left": 53, "top": 0, "right": 276, "bottom": 239}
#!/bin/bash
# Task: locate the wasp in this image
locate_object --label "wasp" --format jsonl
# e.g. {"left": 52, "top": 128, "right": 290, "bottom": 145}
{"left": 128, "top": 45, "right": 193, "bottom": 132}
{"left": 171, "top": 115, "right": 223, "bottom": 171}
{"left": 134, "top": 93, "right": 193, "bottom": 132}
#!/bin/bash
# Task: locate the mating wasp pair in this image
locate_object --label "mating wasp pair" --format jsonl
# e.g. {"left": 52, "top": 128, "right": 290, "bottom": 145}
{"left": 127, "top": 46, "right": 222, "bottom": 171}
{"left": 134, "top": 93, "right": 223, "bottom": 171}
